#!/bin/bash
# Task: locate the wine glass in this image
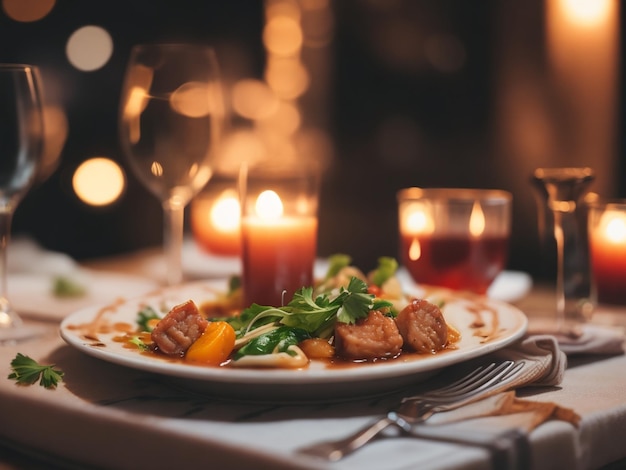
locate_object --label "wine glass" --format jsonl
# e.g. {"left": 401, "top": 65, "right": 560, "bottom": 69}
{"left": 119, "top": 44, "right": 224, "bottom": 286}
{"left": 0, "top": 64, "right": 45, "bottom": 341}
{"left": 531, "top": 167, "right": 595, "bottom": 334}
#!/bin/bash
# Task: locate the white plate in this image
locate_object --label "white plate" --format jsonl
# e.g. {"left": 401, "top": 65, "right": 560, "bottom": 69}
{"left": 60, "top": 280, "right": 528, "bottom": 402}
{"left": 395, "top": 267, "right": 532, "bottom": 304}
{"left": 9, "top": 270, "right": 159, "bottom": 322}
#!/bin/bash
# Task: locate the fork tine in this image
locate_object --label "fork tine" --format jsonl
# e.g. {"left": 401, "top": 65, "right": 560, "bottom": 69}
{"left": 431, "top": 361, "right": 515, "bottom": 398}
{"left": 427, "top": 363, "right": 501, "bottom": 394}
{"left": 426, "top": 362, "right": 507, "bottom": 396}
{"left": 402, "top": 360, "right": 517, "bottom": 404}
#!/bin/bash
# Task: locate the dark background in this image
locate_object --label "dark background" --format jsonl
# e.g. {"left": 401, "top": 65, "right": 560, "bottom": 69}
{"left": 1, "top": 0, "right": 623, "bottom": 282}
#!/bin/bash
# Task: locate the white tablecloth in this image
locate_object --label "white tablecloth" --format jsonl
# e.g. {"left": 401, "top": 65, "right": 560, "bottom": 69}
{"left": 0, "top": 319, "right": 625, "bottom": 470}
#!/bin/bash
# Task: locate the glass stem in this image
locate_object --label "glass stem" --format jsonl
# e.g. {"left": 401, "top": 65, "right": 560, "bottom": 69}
{"left": 553, "top": 205, "right": 589, "bottom": 331}
{"left": 553, "top": 210, "right": 566, "bottom": 329}
{"left": 163, "top": 199, "right": 185, "bottom": 286}
{"left": 0, "top": 208, "right": 19, "bottom": 327}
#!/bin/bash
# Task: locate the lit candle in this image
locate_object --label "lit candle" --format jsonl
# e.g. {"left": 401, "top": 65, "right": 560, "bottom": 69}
{"left": 242, "top": 189, "right": 317, "bottom": 306}
{"left": 190, "top": 188, "right": 241, "bottom": 256}
{"left": 589, "top": 204, "right": 626, "bottom": 305}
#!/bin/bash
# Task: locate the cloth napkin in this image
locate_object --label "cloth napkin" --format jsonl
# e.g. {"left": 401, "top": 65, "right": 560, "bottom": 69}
{"left": 395, "top": 335, "right": 579, "bottom": 469}
{"left": 8, "top": 236, "right": 82, "bottom": 278}
{"left": 528, "top": 318, "right": 625, "bottom": 356}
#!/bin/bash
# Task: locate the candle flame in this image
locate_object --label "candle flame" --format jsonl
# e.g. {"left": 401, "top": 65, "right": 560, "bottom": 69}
{"left": 255, "top": 190, "right": 284, "bottom": 220}
{"left": 409, "top": 238, "right": 421, "bottom": 261}
{"left": 469, "top": 201, "right": 485, "bottom": 237}
{"left": 601, "top": 211, "right": 626, "bottom": 244}
{"left": 404, "top": 204, "right": 433, "bottom": 235}
{"left": 210, "top": 190, "right": 240, "bottom": 232}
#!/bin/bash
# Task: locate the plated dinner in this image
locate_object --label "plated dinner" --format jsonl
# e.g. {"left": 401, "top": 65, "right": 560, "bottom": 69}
{"left": 60, "top": 257, "right": 528, "bottom": 401}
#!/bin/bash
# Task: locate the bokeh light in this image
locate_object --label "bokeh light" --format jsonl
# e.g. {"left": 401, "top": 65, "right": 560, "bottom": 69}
{"left": 66, "top": 25, "right": 114, "bottom": 72}
{"left": 72, "top": 158, "right": 126, "bottom": 206}
{"left": 263, "top": 16, "right": 303, "bottom": 57}
{"left": 2, "top": 0, "right": 55, "bottom": 22}
{"left": 232, "top": 79, "right": 279, "bottom": 120}
{"left": 170, "top": 82, "right": 217, "bottom": 118}
{"left": 560, "top": 0, "right": 612, "bottom": 27}
{"left": 265, "top": 57, "right": 309, "bottom": 99}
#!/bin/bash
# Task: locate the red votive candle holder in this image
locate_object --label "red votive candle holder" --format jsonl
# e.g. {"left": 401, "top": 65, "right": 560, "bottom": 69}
{"left": 588, "top": 200, "right": 626, "bottom": 306}
{"left": 240, "top": 163, "right": 319, "bottom": 307}
{"left": 397, "top": 188, "right": 512, "bottom": 295}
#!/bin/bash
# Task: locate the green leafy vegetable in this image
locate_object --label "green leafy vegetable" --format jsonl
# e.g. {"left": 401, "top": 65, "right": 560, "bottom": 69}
{"left": 228, "top": 275, "right": 241, "bottom": 295}
{"left": 323, "top": 253, "right": 352, "bottom": 280}
{"left": 234, "top": 327, "right": 310, "bottom": 359}
{"left": 223, "top": 305, "right": 283, "bottom": 338}
{"left": 129, "top": 336, "right": 150, "bottom": 351}
{"left": 238, "top": 276, "right": 392, "bottom": 340}
{"left": 369, "top": 257, "right": 399, "bottom": 287}
{"left": 8, "top": 353, "right": 64, "bottom": 389}
{"left": 136, "top": 306, "right": 161, "bottom": 332}
{"left": 52, "top": 276, "right": 86, "bottom": 298}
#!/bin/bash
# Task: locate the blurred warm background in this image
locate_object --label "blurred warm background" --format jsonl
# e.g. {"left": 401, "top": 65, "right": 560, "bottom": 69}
{"left": 1, "top": 0, "right": 623, "bottom": 282}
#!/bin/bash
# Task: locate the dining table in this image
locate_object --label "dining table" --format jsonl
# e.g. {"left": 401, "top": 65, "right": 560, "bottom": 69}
{"left": 0, "top": 241, "right": 625, "bottom": 470}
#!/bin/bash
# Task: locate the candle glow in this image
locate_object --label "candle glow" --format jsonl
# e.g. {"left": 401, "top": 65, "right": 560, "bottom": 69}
{"left": 560, "top": 0, "right": 611, "bottom": 27}
{"left": 469, "top": 201, "right": 486, "bottom": 238}
{"left": 602, "top": 213, "right": 626, "bottom": 244}
{"left": 589, "top": 204, "right": 626, "bottom": 305}
{"left": 191, "top": 188, "right": 241, "bottom": 256}
{"left": 255, "top": 190, "right": 284, "bottom": 219}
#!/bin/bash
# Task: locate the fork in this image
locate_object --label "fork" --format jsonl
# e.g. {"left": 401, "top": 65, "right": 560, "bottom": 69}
{"left": 298, "top": 359, "right": 524, "bottom": 461}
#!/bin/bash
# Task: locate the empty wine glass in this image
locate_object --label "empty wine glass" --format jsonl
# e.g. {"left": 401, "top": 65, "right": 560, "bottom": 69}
{"left": 0, "top": 64, "right": 45, "bottom": 341}
{"left": 531, "top": 167, "right": 595, "bottom": 334}
{"left": 119, "top": 44, "right": 224, "bottom": 285}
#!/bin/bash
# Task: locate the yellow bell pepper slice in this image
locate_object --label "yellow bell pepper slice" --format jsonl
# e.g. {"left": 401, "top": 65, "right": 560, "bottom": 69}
{"left": 185, "top": 321, "right": 236, "bottom": 365}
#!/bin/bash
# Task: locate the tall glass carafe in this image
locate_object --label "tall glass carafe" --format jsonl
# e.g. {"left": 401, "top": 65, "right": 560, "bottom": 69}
{"left": 531, "top": 167, "right": 595, "bottom": 334}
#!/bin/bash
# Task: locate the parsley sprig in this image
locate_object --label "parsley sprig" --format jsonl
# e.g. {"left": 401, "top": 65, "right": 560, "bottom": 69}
{"left": 235, "top": 277, "right": 392, "bottom": 339}
{"left": 8, "top": 353, "right": 64, "bottom": 389}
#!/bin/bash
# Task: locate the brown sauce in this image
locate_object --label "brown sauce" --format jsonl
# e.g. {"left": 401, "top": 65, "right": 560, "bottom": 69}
{"left": 66, "top": 290, "right": 505, "bottom": 371}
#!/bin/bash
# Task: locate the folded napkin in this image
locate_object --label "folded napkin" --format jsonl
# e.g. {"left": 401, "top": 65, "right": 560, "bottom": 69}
{"left": 528, "top": 318, "right": 625, "bottom": 356}
{"left": 8, "top": 236, "right": 81, "bottom": 278}
{"left": 416, "top": 335, "right": 567, "bottom": 399}
{"left": 399, "top": 335, "right": 579, "bottom": 469}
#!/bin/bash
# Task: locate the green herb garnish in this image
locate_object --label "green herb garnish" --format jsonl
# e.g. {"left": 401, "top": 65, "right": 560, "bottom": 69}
{"left": 129, "top": 336, "right": 150, "bottom": 352}
{"left": 239, "top": 277, "right": 392, "bottom": 340}
{"left": 8, "top": 353, "right": 64, "bottom": 389}
{"left": 136, "top": 306, "right": 161, "bottom": 332}
{"left": 52, "top": 276, "right": 86, "bottom": 298}
{"left": 369, "top": 256, "right": 399, "bottom": 287}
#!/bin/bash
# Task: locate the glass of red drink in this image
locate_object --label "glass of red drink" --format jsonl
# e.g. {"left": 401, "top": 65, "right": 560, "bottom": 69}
{"left": 588, "top": 199, "right": 626, "bottom": 307}
{"left": 240, "top": 162, "right": 319, "bottom": 307}
{"left": 397, "top": 188, "right": 512, "bottom": 295}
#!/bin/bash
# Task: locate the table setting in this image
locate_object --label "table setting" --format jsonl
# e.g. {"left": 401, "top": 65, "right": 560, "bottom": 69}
{"left": 1, "top": 42, "right": 626, "bottom": 470}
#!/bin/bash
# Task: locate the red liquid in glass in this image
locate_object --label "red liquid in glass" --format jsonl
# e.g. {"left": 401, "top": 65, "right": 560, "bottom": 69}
{"left": 400, "top": 234, "right": 508, "bottom": 294}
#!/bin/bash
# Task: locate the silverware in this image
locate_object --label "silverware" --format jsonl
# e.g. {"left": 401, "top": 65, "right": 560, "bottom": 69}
{"left": 298, "top": 359, "right": 524, "bottom": 461}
